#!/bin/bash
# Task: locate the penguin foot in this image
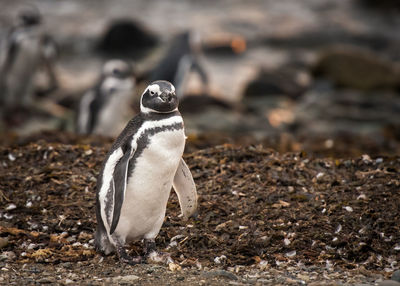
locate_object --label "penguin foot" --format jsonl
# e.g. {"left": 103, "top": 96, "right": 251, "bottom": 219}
{"left": 116, "top": 245, "right": 143, "bottom": 265}
{"left": 120, "top": 255, "right": 144, "bottom": 266}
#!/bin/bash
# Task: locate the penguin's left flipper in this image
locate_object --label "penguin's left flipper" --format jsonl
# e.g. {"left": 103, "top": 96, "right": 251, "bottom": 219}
{"left": 110, "top": 142, "right": 135, "bottom": 234}
{"left": 172, "top": 158, "right": 198, "bottom": 220}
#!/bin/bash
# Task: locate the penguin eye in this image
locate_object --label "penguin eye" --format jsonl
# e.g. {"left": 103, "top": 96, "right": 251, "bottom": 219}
{"left": 112, "top": 68, "right": 120, "bottom": 76}
{"left": 149, "top": 90, "right": 155, "bottom": 96}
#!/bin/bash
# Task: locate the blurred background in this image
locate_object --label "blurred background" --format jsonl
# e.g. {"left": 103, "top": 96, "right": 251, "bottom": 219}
{"left": 0, "top": 0, "right": 399, "bottom": 157}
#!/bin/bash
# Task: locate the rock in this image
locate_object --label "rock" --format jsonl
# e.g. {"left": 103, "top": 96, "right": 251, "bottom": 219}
{"left": 168, "top": 263, "right": 182, "bottom": 272}
{"left": 202, "top": 270, "right": 238, "bottom": 280}
{"left": 0, "top": 251, "right": 16, "bottom": 261}
{"left": 0, "top": 238, "right": 9, "bottom": 249}
{"left": 97, "top": 19, "right": 158, "bottom": 57}
{"left": 379, "top": 280, "right": 400, "bottom": 286}
{"left": 359, "top": 0, "right": 400, "bottom": 11}
{"left": 313, "top": 46, "right": 400, "bottom": 91}
{"left": 243, "top": 66, "right": 311, "bottom": 98}
{"left": 392, "top": 270, "right": 400, "bottom": 283}
{"left": 36, "top": 277, "right": 53, "bottom": 284}
{"left": 112, "top": 274, "right": 140, "bottom": 283}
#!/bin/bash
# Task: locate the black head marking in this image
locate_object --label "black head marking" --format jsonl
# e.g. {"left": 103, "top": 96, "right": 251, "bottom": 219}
{"left": 18, "top": 5, "right": 41, "bottom": 26}
{"left": 140, "top": 80, "right": 178, "bottom": 113}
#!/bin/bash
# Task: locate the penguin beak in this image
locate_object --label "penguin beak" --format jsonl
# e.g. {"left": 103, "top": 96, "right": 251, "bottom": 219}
{"left": 160, "top": 92, "right": 174, "bottom": 103}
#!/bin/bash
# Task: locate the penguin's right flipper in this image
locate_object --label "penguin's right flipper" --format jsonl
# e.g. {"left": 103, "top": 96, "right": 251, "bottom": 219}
{"left": 191, "top": 57, "right": 208, "bottom": 85}
{"left": 109, "top": 142, "right": 135, "bottom": 234}
{"left": 1, "top": 29, "right": 20, "bottom": 75}
{"left": 172, "top": 158, "right": 198, "bottom": 220}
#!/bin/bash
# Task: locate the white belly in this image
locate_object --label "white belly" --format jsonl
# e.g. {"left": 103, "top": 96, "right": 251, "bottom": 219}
{"left": 94, "top": 91, "right": 133, "bottom": 137}
{"left": 114, "top": 127, "right": 185, "bottom": 242}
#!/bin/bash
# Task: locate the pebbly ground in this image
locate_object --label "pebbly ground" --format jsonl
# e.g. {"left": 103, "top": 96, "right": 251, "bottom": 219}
{"left": 0, "top": 134, "right": 399, "bottom": 285}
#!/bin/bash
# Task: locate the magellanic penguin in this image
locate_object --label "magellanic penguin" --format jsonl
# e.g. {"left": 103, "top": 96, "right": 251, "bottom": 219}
{"left": 0, "top": 6, "right": 58, "bottom": 109}
{"left": 149, "top": 31, "right": 208, "bottom": 99}
{"left": 76, "top": 59, "right": 135, "bottom": 137}
{"left": 94, "top": 80, "right": 197, "bottom": 265}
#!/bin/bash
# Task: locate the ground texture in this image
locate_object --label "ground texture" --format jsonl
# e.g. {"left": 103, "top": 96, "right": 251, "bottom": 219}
{"left": 0, "top": 135, "right": 399, "bottom": 285}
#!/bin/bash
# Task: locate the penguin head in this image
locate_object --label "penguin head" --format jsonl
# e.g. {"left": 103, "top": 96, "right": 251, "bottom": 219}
{"left": 100, "top": 60, "right": 134, "bottom": 95}
{"left": 140, "top": 81, "right": 178, "bottom": 114}
{"left": 102, "top": 60, "right": 132, "bottom": 79}
{"left": 18, "top": 6, "right": 41, "bottom": 26}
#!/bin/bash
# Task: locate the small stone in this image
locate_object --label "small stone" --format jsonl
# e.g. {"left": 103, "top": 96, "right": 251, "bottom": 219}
{"left": 357, "top": 194, "right": 367, "bottom": 200}
{"left": 379, "top": 280, "right": 400, "bottom": 286}
{"left": 0, "top": 238, "right": 9, "bottom": 249}
{"left": 214, "top": 255, "right": 227, "bottom": 264}
{"left": 168, "top": 263, "right": 182, "bottom": 272}
{"left": 392, "top": 270, "right": 400, "bottom": 282}
{"left": 5, "top": 204, "right": 16, "bottom": 211}
{"left": 362, "top": 154, "right": 372, "bottom": 162}
{"left": 285, "top": 250, "right": 296, "bottom": 257}
{"left": 0, "top": 251, "right": 16, "bottom": 261}
{"left": 297, "top": 274, "right": 310, "bottom": 282}
{"left": 65, "top": 279, "right": 74, "bottom": 284}
{"left": 203, "top": 270, "right": 238, "bottom": 280}
{"left": 343, "top": 206, "right": 353, "bottom": 212}
{"left": 112, "top": 275, "right": 140, "bottom": 283}
{"left": 8, "top": 153, "right": 16, "bottom": 161}
{"left": 37, "top": 278, "right": 53, "bottom": 284}
{"left": 335, "top": 224, "right": 342, "bottom": 233}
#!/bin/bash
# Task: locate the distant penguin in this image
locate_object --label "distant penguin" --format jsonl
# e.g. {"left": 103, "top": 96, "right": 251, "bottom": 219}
{"left": 0, "top": 6, "right": 57, "bottom": 109}
{"left": 94, "top": 80, "right": 197, "bottom": 265}
{"left": 76, "top": 59, "right": 135, "bottom": 137}
{"left": 149, "top": 31, "right": 208, "bottom": 99}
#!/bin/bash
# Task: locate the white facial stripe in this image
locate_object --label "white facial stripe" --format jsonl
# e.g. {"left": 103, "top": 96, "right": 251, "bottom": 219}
{"left": 147, "top": 84, "right": 161, "bottom": 95}
{"left": 99, "top": 147, "right": 123, "bottom": 243}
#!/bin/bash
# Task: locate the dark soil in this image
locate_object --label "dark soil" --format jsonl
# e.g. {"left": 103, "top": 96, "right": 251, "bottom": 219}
{"left": 0, "top": 133, "right": 399, "bottom": 285}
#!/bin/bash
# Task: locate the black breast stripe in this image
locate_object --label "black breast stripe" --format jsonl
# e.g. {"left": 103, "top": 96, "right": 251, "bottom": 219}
{"left": 126, "top": 122, "right": 183, "bottom": 185}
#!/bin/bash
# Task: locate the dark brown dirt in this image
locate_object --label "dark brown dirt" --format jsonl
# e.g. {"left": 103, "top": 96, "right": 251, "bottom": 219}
{"left": 0, "top": 133, "right": 399, "bottom": 285}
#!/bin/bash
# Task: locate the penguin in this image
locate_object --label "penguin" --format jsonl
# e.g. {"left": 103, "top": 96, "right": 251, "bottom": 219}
{"left": 0, "top": 6, "right": 57, "bottom": 109}
{"left": 76, "top": 59, "right": 135, "bottom": 137}
{"left": 149, "top": 31, "right": 208, "bottom": 99}
{"left": 94, "top": 80, "right": 197, "bottom": 265}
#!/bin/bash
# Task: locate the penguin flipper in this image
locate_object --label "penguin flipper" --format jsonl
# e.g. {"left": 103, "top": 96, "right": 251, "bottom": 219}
{"left": 109, "top": 143, "right": 134, "bottom": 234}
{"left": 172, "top": 158, "right": 198, "bottom": 220}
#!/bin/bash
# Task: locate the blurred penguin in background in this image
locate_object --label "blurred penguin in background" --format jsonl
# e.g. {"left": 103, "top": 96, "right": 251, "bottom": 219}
{"left": 0, "top": 5, "right": 58, "bottom": 111}
{"left": 76, "top": 59, "right": 135, "bottom": 137}
{"left": 149, "top": 31, "right": 208, "bottom": 99}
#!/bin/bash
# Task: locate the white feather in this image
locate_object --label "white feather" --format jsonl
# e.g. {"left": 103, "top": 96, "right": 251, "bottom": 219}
{"left": 99, "top": 147, "right": 123, "bottom": 244}
{"left": 146, "top": 84, "right": 161, "bottom": 95}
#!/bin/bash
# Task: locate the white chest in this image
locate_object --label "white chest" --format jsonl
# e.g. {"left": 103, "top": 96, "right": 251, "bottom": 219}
{"left": 115, "top": 127, "right": 185, "bottom": 241}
